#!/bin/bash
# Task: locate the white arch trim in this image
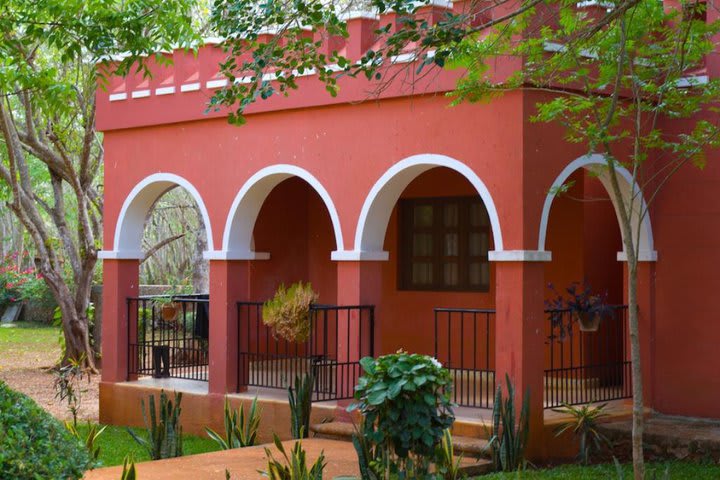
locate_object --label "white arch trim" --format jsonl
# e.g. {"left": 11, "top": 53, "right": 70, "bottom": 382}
{"left": 218, "top": 164, "right": 344, "bottom": 260}
{"left": 538, "top": 153, "right": 657, "bottom": 262}
{"left": 346, "top": 154, "right": 504, "bottom": 261}
{"left": 99, "top": 173, "right": 214, "bottom": 260}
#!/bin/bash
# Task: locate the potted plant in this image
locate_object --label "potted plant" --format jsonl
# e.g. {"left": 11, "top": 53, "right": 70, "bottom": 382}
{"left": 262, "top": 282, "right": 318, "bottom": 343}
{"left": 154, "top": 280, "right": 193, "bottom": 323}
{"left": 547, "top": 282, "right": 611, "bottom": 332}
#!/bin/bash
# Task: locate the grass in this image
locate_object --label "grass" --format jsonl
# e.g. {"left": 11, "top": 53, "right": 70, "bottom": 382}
{"left": 0, "top": 320, "right": 59, "bottom": 350}
{"left": 77, "top": 423, "right": 221, "bottom": 467}
{"left": 481, "top": 461, "right": 720, "bottom": 479}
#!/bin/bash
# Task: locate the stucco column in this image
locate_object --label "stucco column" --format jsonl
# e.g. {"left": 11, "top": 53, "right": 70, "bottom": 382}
{"left": 493, "top": 257, "right": 546, "bottom": 455}
{"left": 622, "top": 260, "right": 656, "bottom": 408}
{"left": 208, "top": 260, "right": 250, "bottom": 395}
{"left": 334, "top": 261, "right": 383, "bottom": 401}
{"left": 100, "top": 259, "right": 140, "bottom": 383}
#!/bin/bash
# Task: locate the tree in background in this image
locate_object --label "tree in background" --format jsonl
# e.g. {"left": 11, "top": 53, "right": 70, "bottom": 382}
{"left": 207, "top": 0, "right": 720, "bottom": 477}
{"left": 0, "top": 0, "right": 199, "bottom": 370}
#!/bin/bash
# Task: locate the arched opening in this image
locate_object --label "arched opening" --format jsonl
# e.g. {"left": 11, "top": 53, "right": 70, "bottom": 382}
{"left": 356, "top": 155, "right": 502, "bottom": 409}
{"left": 248, "top": 176, "right": 338, "bottom": 303}
{"left": 540, "top": 155, "right": 650, "bottom": 407}
{"left": 222, "top": 165, "right": 343, "bottom": 259}
{"left": 112, "top": 173, "right": 213, "bottom": 384}
{"left": 226, "top": 166, "right": 348, "bottom": 396}
{"left": 354, "top": 154, "right": 503, "bottom": 256}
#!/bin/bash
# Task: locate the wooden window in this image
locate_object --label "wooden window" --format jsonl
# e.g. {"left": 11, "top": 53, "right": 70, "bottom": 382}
{"left": 398, "top": 196, "right": 490, "bottom": 291}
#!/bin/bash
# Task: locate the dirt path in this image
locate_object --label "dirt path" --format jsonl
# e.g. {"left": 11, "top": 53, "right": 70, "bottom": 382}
{"left": 0, "top": 323, "right": 99, "bottom": 422}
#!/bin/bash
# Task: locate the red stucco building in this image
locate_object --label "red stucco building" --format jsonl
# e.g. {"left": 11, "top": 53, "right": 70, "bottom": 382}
{"left": 97, "top": 1, "right": 720, "bottom": 454}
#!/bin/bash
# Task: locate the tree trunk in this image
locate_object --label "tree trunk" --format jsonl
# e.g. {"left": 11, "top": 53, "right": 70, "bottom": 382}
{"left": 628, "top": 260, "right": 644, "bottom": 480}
{"left": 57, "top": 295, "right": 97, "bottom": 372}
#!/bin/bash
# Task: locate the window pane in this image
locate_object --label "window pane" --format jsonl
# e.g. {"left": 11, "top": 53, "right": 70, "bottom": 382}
{"left": 413, "top": 205, "right": 433, "bottom": 227}
{"left": 469, "top": 232, "right": 489, "bottom": 257}
{"left": 444, "top": 203, "right": 459, "bottom": 227}
{"left": 469, "top": 262, "right": 490, "bottom": 287}
{"left": 468, "top": 262, "right": 480, "bottom": 285}
{"left": 444, "top": 233, "right": 458, "bottom": 256}
{"left": 443, "top": 263, "right": 458, "bottom": 286}
{"left": 413, "top": 233, "right": 433, "bottom": 256}
{"left": 470, "top": 202, "right": 489, "bottom": 227}
{"left": 412, "top": 262, "right": 433, "bottom": 285}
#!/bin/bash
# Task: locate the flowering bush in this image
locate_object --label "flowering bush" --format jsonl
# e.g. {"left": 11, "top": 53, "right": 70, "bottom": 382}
{"left": 0, "top": 252, "right": 38, "bottom": 308}
{"left": 0, "top": 252, "right": 55, "bottom": 320}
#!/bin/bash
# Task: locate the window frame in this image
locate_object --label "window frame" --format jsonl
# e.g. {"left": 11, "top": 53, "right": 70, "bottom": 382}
{"left": 397, "top": 195, "right": 491, "bottom": 292}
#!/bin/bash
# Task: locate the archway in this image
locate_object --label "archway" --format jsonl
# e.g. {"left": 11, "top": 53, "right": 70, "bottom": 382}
{"left": 221, "top": 165, "right": 343, "bottom": 259}
{"left": 352, "top": 153, "right": 504, "bottom": 258}
{"left": 106, "top": 172, "right": 214, "bottom": 383}
{"left": 538, "top": 154, "right": 656, "bottom": 260}
{"left": 111, "top": 173, "right": 214, "bottom": 258}
{"left": 352, "top": 154, "right": 503, "bottom": 409}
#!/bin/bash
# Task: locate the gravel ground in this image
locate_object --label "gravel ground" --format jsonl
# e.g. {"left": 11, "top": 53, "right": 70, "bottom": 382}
{"left": 0, "top": 323, "right": 99, "bottom": 422}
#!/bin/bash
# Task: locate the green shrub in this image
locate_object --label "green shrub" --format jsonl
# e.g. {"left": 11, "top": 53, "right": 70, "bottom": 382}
{"left": 0, "top": 380, "right": 91, "bottom": 479}
{"left": 349, "top": 352, "right": 455, "bottom": 478}
{"left": 262, "top": 282, "right": 318, "bottom": 342}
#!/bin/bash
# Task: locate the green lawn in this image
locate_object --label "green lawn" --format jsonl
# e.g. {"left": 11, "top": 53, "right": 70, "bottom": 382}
{"left": 481, "top": 462, "right": 720, "bottom": 479}
{"left": 0, "top": 320, "right": 59, "bottom": 350}
{"left": 77, "top": 423, "right": 221, "bottom": 467}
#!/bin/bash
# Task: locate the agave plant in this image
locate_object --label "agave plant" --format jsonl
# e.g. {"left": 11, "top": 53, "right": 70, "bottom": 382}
{"left": 260, "top": 433, "right": 326, "bottom": 480}
{"left": 553, "top": 402, "right": 610, "bottom": 465}
{"left": 289, "top": 372, "right": 314, "bottom": 439}
{"left": 206, "top": 396, "right": 261, "bottom": 449}
{"left": 484, "top": 374, "right": 530, "bottom": 472}
{"left": 436, "top": 429, "right": 465, "bottom": 480}
{"left": 127, "top": 390, "right": 183, "bottom": 460}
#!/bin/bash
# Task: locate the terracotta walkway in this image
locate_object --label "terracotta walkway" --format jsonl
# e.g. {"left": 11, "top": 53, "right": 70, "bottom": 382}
{"left": 84, "top": 439, "right": 359, "bottom": 480}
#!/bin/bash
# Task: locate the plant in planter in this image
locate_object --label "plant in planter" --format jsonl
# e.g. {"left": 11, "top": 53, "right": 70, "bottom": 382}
{"left": 262, "top": 282, "right": 318, "bottom": 343}
{"left": 547, "top": 282, "right": 612, "bottom": 334}
{"left": 154, "top": 280, "right": 193, "bottom": 323}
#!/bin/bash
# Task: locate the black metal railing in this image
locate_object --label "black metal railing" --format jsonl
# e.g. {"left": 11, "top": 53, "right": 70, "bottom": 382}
{"left": 434, "top": 308, "right": 496, "bottom": 409}
{"left": 127, "top": 295, "right": 209, "bottom": 382}
{"left": 237, "top": 302, "right": 374, "bottom": 401}
{"left": 544, "top": 305, "right": 631, "bottom": 408}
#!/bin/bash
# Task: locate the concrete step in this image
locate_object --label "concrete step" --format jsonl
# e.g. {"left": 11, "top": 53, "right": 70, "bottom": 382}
{"left": 310, "top": 422, "right": 491, "bottom": 457}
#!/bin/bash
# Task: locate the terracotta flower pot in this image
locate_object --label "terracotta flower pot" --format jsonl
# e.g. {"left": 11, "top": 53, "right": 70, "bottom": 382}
{"left": 572, "top": 310, "right": 601, "bottom": 332}
{"left": 161, "top": 303, "right": 178, "bottom": 322}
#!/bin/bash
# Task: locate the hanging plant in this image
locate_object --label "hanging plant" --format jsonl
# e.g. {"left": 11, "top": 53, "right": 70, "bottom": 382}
{"left": 546, "top": 281, "right": 612, "bottom": 334}
{"left": 262, "top": 282, "right": 318, "bottom": 343}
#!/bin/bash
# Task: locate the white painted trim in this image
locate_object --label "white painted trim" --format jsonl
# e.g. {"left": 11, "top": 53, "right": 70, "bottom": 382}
{"left": 203, "top": 36, "right": 225, "bottom": 45}
{"left": 180, "top": 82, "right": 201, "bottom": 92}
{"left": 676, "top": 75, "right": 709, "bottom": 88}
{"left": 354, "top": 154, "right": 504, "bottom": 255}
{"left": 131, "top": 89, "right": 151, "bottom": 99}
{"left": 206, "top": 79, "right": 228, "bottom": 89}
{"left": 415, "top": 0, "right": 453, "bottom": 8}
{"left": 98, "top": 250, "right": 144, "bottom": 260}
{"left": 331, "top": 250, "right": 390, "bottom": 261}
{"left": 339, "top": 10, "right": 379, "bottom": 20}
{"left": 222, "top": 165, "right": 344, "bottom": 258}
{"left": 489, "top": 250, "right": 552, "bottom": 262}
{"left": 617, "top": 250, "right": 658, "bottom": 262}
{"left": 203, "top": 250, "right": 271, "bottom": 260}
{"left": 155, "top": 86, "right": 176, "bottom": 96}
{"left": 538, "top": 153, "right": 655, "bottom": 256}
{"left": 109, "top": 92, "right": 127, "bottom": 102}
{"left": 391, "top": 52, "right": 416, "bottom": 64}
{"left": 113, "top": 173, "right": 214, "bottom": 256}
